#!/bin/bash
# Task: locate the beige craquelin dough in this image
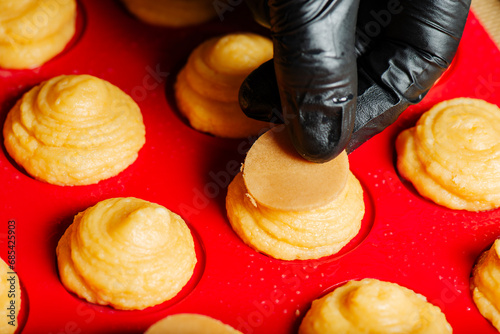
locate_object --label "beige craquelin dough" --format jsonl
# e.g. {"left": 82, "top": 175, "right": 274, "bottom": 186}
{"left": 145, "top": 314, "right": 242, "bottom": 334}
{"left": 396, "top": 98, "right": 500, "bottom": 211}
{"left": 0, "top": 258, "right": 20, "bottom": 334}
{"left": 471, "top": 239, "right": 500, "bottom": 331}
{"left": 226, "top": 128, "right": 364, "bottom": 260}
{"left": 57, "top": 197, "right": 197, "bottom": 310}
{"left": 0, "top": 0, "right": 76, "bottom": 69}
{"left": 299, "top": 278, "right": 452, "bottom": 334}
{"left": 3, "top": 74, "right": 146, "bottom": 186}
{"left": 175, "top": 33, "right": 272, "bottom": 138}
{"left": 122, "top": 0, "right": 216, "bottom": 27}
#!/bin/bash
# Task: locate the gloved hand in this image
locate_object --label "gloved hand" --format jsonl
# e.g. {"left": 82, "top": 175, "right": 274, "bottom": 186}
{"left": 239, "top": 0, "right": 471, "bottom": 163}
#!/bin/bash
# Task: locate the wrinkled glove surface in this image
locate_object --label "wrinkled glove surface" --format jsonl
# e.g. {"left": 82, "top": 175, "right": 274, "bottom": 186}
{"left": 240, "top": 0, "right": 471, "bottom": 162}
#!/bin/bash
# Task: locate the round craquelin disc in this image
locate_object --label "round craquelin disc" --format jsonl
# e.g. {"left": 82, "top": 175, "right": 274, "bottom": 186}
{"left": 243, "top": 126, "right": 349, "bottom": 212}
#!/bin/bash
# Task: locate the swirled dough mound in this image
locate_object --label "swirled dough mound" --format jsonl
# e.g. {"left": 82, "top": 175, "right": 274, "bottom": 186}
{"left": 226, "top": 128, "right": 364, "bottom": 260}
{"left": 3, "top": 74, "right": 146, "bottom": 186}
{"left": 122, "top": 0, "right": 216, "bottom": 27}
{"left": 471, "top": 239, "right": 500, "bottom": 331}
{"left": 0, "top": 0, "right": 76, "bottom": 69}
{"left": 175, "top": 33, "right": 272, "bottom": 138}
{"left": 56, "top": 197, "right": 197, "bottom": 310}
{"left": 145, "top": 314, "right": 242, "bottom": 334}
{"left": 0, "top": 258, "right": 20, "bottom": 334}
{"left": 299, "top": 279, "right": 452, "bottom": 334}
{"left": 396, "top": 98, "right": 500, "bottom": 211}
{"left": 226, "top": 171, "right": 364, "bottom": 260}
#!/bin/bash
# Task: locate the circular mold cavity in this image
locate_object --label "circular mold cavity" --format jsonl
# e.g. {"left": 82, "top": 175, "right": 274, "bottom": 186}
{"left": 0, "top": 143, "right": 37, "bottom": 184}
{"left": 313, "top": 175, "right": 376, "bottom": 262}
{"left": 55, "top": 222, "right": 206, "bottom": 316}
{"left": 243, "top": 174, "right": 376, "bottom": 264}
{"left": 392, "top": 144, "right": 425, "bottom": 200}
{"left": 291, "top": 279, "right": 352, "bottom": 332}
{"left": 58, "top": 0, "right": 88, "bottom": 61}
{"left": 391, "top": 144, "right": 447, "bottom": 209}
{"left": 391, "top": 126, "right": 439, "bottom": 205}
{"left": 15, "top": 276, "right": 29, "bottom": 334}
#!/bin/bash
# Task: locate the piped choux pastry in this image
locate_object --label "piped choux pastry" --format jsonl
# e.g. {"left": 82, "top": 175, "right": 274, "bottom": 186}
{"left": 299, "top": 279, "right": 452, "bottom": 334}
{"left": 396, "top": 98, "right": 500, "bottom": 211}
{"left": 471, "top": 239, "right": 500, "bottom": 331}
{"left": 175, "top": 32, "right": 273, "bottom": 138}
{"left": 0, "top": 0, "right": 76, "bottom": 69}
{"left": 122, "top": 0, "right": 217, "bottom": 27}
{"left": 145, "top": 314, "right": 242, "bottom": 334}
{"left": 226, "top": 126, "right": 364, "bottom": 260}
{"left": 3, "top": 74, "right": 146, "bottom": 186}
{"left": 57, "top": 197, "right": 197, "bottom": 310}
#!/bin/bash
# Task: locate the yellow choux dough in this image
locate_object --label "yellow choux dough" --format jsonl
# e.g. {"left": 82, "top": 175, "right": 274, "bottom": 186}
{"left": 227, "top": 172, "right": 364, "bottom": 260}
{"left": 299, "top": 279, "right": 452, "bottom": 334}
{"left": 145, "top": 314, "right": 242, "bottom": 334}
{"left": 0, "top": 0, "right": 76, "bottom": 69}
{"left": 0, "top": 258, "right": 20, "bottom": 334}
{"left": 122, "top": 0, "right": 216, "bottom": 27}
{"left": 3, "top": 74, "right": 146, "bottom": 186}
{"left": 471, "top": 239, "right": 500, "bottom": 331}
{"left": 57, "top": 197, "right": 197, "bottom": 310}
{"left": 175, "top": 33, "right": 273, "bottom": 138}
{"left": 396, "top": 98, "right": 500, "bottom": 211}
{"left": 226, "top": 128, "right": 364, "bottom": 260}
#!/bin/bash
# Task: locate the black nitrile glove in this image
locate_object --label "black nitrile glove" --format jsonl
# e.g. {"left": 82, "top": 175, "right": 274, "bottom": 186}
{"left": 239, "top": 0, "right": 471, "bottom": 163}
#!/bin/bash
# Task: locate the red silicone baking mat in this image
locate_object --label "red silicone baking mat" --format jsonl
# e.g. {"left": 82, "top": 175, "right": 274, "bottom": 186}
{"left": 1, "top": 1, "right": 499, "bottom": 333}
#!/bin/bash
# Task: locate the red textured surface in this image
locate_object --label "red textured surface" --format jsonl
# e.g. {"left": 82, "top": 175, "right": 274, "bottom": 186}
{"left": 1, "top": 1, "right": 499, "bottom": 333}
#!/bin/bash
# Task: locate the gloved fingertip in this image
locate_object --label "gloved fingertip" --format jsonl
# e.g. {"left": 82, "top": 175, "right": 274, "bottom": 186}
{"left": 293, "top": 137, "right": 347, "bottom": 163}
{"left": 287, "top": 105, "right": 353, "bottom": 163}
{"left": 239, "top": 60, "right": 284, "bottom": 123}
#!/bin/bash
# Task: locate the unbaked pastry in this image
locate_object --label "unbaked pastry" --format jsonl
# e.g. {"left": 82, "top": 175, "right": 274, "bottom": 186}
{"left": 3, "top": 74, "right": 146, "bottom": 186}
{"left": 145, "top": 314, "right": 242, "bottom": 334}
{"left": 471, "top": 239, "right": 500, "bottom": 331}
{"left": 0, "top": 258, "right": 20, "bottom": 334}
{"left": 57, "top": 197, "right": 197, "bottom": 310}
{"left": 299, "top": 278, "right": 452, "bottom": 334}
{"left": 226, "top": 128, "right": 364, "bottom": 260}
{"left": 175, "top": 33, "right": 272, "bottom": 138}
{"left": 396, "top": 98, "right": 500, "bottom": 211}
{"left": 0, "top": 0, "right": 76, "bottom": 69}
{"left": 122, "top": 0, "right": 216, "bottom": 27}
{"left": 227, "top": 172, "right": 363, "bottom": 261}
